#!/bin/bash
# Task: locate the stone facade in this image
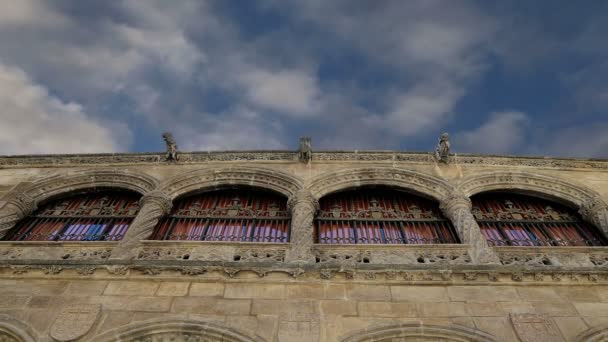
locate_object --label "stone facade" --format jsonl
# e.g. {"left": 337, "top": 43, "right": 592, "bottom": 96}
{"left": 0, "top": 151, "right": 608, "bottom": 341}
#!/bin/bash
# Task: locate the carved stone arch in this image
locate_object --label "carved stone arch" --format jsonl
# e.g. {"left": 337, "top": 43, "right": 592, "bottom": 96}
{"left": 0, "top": 169, "right": 159, "bottom": 239}
{"left": 90, "top": 319, "right": 266, "bottom": 342}
{"left": 159, "top": 166, "right": 303, "bottom": 200}
{"left": 307, "top": 167, "right": 456, "bottom": 202}
{"left": 575, "top": 325, "right": 608, "bottom": 342}
{"left": 0, "top": 314, "right": 39, "bottom": 342}
{"left": 340, "top": 323, "right": 499, "bottom": 342}
{"left": 10, "top": 168, "right": 159, "bottom": 205}
{"left": 456, "top": 171, "right": 601, "bottom": 208}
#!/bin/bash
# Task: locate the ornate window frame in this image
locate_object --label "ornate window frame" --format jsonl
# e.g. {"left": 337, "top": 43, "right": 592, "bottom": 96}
{"left": 90, "top": 319, "right": 267, "bottom": 342}
{"left": 339, "top": 323, "right": 498, "bottom": 342}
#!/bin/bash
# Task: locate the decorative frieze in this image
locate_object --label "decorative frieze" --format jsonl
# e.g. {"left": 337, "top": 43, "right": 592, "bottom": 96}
{"left": 313, "top": 245, "right": 471, "bottom": 265}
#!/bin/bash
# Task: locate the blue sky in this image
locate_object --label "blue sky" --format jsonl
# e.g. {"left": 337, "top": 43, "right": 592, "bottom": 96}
{"left": 0, "top": 0, "right": 607, "bottom": 157}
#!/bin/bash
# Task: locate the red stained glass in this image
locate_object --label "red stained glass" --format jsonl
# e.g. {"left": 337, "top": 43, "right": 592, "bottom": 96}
{"left": 315, "top": 188, "right": 459, "bottom": 244}
{"left": 152, "top": 189, "right": 290, "bottom": 242}
{"left": 472, "top": 193, "right": 606, "bottom": 247}
{"left": 4, "top": 191, "right": 140, "bottom": 241}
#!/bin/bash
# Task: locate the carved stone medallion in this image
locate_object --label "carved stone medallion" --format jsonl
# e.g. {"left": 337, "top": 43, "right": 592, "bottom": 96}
{"left": 510, "top": 313, "right": 563, "bottom": 342}
{"left": 50, "top": 304, "right": 101, "bottom": 341}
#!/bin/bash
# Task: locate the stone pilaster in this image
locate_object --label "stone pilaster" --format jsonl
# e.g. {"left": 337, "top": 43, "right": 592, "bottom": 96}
{"left": 0, "top": 193, "right": 37, "bottom": 240}
{"left": 285, "top": 190, "right": 319, "bottom": 263}
{"left": 111, "top": 191, "right": 173, "bottom": 260}
{"left": 440, "top": 191, "right": 499, "bottom": 264}
{"left": 579, "top": 197, "right": 608, "bottom": 239}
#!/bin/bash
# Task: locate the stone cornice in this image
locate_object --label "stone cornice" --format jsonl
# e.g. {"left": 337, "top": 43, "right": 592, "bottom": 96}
{"left": 0, "top": 151, "right": 607, "bottom": 170}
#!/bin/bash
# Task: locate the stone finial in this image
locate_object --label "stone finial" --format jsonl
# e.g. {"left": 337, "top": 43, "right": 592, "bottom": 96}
{"left": 162, "top": 132, "right": 178, "bottom": 162}
{"left": 435, "top": 132, "right": 450, "bottom": 163}
{"left": 298, "top": 136, "right": 312, "bottom": 163}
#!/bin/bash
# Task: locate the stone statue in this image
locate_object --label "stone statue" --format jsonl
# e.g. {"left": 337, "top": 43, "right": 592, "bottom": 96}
{"left": 435, "top": 133, "right": 450, "bottom": 163}
{"left": 298, "top": 136, "right": 312, "bottom": 163}
{"left": 162, "top": 132, "right": 178, "bottom": 162}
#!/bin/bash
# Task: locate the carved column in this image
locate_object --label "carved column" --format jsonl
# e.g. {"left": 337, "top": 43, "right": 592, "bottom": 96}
{"left": 285, "top": 190, "right": 319, "bottom": 263}
{"left": 440, "top": 191, "right": 499, "bottom": 264}
{"left": 580, "top": 197, "right": 608, "bottom": 239}
{"left": 0, "top": 193, "right": 37, "bottom": 240}
{"left": 111, "top": 191, "right": 173, "bottom": 260}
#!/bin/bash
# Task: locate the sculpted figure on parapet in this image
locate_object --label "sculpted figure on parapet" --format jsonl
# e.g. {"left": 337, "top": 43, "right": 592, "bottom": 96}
{"left": 162, "top": 132, "right": 178, "bottom": 162}
{"left": 298, "top": 136, "right": 312, "bottom": 163}
{"left": 435, "top": 132, "right": 450, "bottom": 163}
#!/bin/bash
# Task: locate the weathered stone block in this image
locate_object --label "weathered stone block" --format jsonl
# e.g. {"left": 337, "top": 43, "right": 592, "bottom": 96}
{"left": 0, "top": 296, "right": 29, "bottom": 309}
{"left": 347, "top": 285, "right": 391, "bottom": 301}
{"left": 498, "top": 301, "right": 535, "bottom": 314}
{"left": 533, "top": 302, "right": 578, "bottom": 316}
{"left": 224, "top": 283, "right": 286, "bottom": 299}
{"left": 287, "top": 284, "right": 325, "bottom": 299}
{"left": 390, "top": 286, "right": 447, "bottom": 302}
{"left": 574, "top": 302, "right": 608, "bottom": 316}
{"left": 320, "top": 300, "right": 358, "bottom": 316}
{"left": 156, "top": 282, "right": 189, "bottom": 296}
{"left": 357, "top": 301, "right": 417, "bottom": 317}
{"left": 473, "top": 317, "right": 519, "bottom": 342}
{"left": 104, "top": 281, "right": 159, "bottom": 296}
{"left": 189, "top": 282, "right": 225, "bottom": 297}
{"left": 173, "top": 297, "right": 251, "bottom": 315}
{"left": 65, "top": 281, "right": 108, "bottom": 296}
{"left": 0, "top": 280, "right": 68, "bottom": 296}
{"left": 324, "top": 284, "right": 346, "bottom": 300}
{"left": 553, "top": 316, "right": 588, "bottom": 341}
{"left": 447, "top": 286, "right": 518, "bottom": 301}
{"left": 554, "top": 286, "right": 600, "bottom": 302}
{"left": 465, "top": 302, "right": 503, "bottom": 317}
{"left": 127, "top": 296, "right": 172, "bottom": 312}
{"left": 516, "top": 287, "right": 562, "bottom": 302}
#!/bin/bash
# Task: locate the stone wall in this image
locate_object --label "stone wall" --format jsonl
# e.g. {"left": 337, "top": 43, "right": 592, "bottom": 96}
{"left": 0, "top": 151, "right": 608, "bottom": 341}
{"left": 1, "top": 276, "right": 608, "bottom": 341}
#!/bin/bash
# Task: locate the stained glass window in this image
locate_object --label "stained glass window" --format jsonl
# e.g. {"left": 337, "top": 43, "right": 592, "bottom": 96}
{"left": 4, "top": 190, "right": 140, "bottom": 241}
{"left": 315, "top": 188, "right": 459, "bottom": 244}
{"left": 472, "top": 193, "right": 606, "bottom": 247}
{"left": 151, "top": 189, "right": 290, "bottom": 242}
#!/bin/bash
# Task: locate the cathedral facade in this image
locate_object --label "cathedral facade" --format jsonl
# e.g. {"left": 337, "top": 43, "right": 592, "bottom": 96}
{"left": 0, "top": 148, "right": 608, "bottom": 341}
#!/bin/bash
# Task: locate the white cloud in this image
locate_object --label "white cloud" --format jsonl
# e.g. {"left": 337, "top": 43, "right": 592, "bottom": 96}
{"left": 456, "top": 111, "right": 528, "bottom": 154}
{"left": 240, "top": 69, "right": 320, "bottom": 116}
{"left": 0, "top": 63, "right": 128, "bottom": 154}
{"left": 0, "top": 0, "right": 67, "bottom": 28}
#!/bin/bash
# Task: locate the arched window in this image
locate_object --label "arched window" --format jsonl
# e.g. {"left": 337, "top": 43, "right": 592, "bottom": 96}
{"left": 472, "top": 192, "right": 606, "bottom": 247}
{"left": 315, "top": 188, "right": 459, "bottom": 244}
{"left": 151, "top": 188, "right": 290, "bottom": 242}
{"left": 4, "top": 190, "right": 140, "bottom": 241}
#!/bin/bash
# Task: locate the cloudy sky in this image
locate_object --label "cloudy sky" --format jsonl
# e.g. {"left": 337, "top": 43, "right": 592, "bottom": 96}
{"left": 0, "top": 0, "right": 607, "bottom": 157}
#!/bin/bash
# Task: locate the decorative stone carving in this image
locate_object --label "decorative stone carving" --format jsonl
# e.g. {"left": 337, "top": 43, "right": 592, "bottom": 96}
{"left": 580, "top": 197, "right": 608, "bottom": 237}
{"left": 62, "top": 247, "right": 113, "bottom": 260}
{"left": 233, "top": 247, "right": 286, "bottom": 262}
{"left": 136, "top": 246, "right": 194, "bottom": 261}
{"left": 50, "top": 304, "right": 101, "bottom": 341}
{"left": 298, "top": 136, "right": 312, "bottom": 163}
{"left": 435, "top": 132, "right": 450, "bottom": 163}
{"left": 43, "top": 265, "right": 63, "bottom": 274}
{"left": 0, "top": 194, "right": 36, "bottom": 239}
{"left": 309, "top": 167, "right": 454, "bottom": 201}
{"left": 285, "top": 190, "right": 318, "bottom": 263}
{"left": 510, "top": 313, "right": 563, "bottom": 342}
{"left": 341, "top": 323, "right": 499, "bottom": 342}
{"left": 162, "top": 132, "right": 178, "bottom": 162}
{"left": 111, "top": 191, "right": 173, "bottom": 260}
{"left": 440, "top": 191, "right": 499, "bottom": 264}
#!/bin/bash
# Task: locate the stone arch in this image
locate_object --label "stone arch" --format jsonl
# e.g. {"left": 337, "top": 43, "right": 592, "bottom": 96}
{"left": 8, "top": 168, "right": 159, "bottom": 206}
{"left": 159, "top": 166, "right": 303, "bottom": 200}
{"left": 456, "top": 171, "right": 602, "bottom": 208}
{"left": 307, "top": 167, "right": 456, "bottom": 202}
{"left": 0, "top": 314, "right": 39, "bottom": 342}
{"left": 0, "top": 169, "right": 159, "bottom": 239}
{"left": 90, "top": 319, "right": 266, "bottom": 342}
{"left": 575, "top": 325, "right": 608, "bottom": 342}
{"left": 340, "top": 323, "right": 499, "bottom": 342}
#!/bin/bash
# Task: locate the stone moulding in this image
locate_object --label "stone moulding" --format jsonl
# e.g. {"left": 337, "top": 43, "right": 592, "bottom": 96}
{"left": 339, "top": 323, "right": 499, "bottom": 342}
{"left": 1, "top": 151, "right": 607, "bottom": 170}
{"left": 313, "top": 244, "right": 472, "bottom": 265}
{"left": 456, "top": 171, "right": 601, "bottom": 207}
{"left": 158, "top": 166, "right": 303, "bottom": 199}
{"left": 0, "top": 241, "right": 117, "bottom": 261}
{"left": 136, "top": 241, "right": 289, "bottom": 262}
{"left": 89, "top": 319, "right": 267, "bottom": 342}
{"left": 308, "top": 167, "right": 455, "bottom": 201}
{"left": 0, "top": 314, "right": 39, "bottom": 342}
{"left": 575, "top": 325, "right": 608, "bottom": 342}
{"left": 495, "top": 246, "right": 608, "bottom": 268}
